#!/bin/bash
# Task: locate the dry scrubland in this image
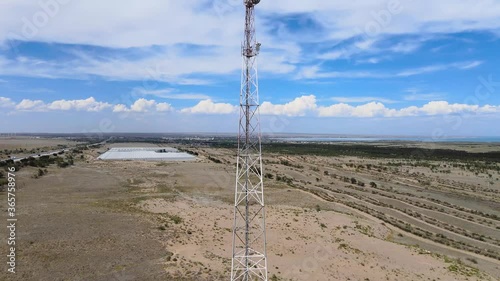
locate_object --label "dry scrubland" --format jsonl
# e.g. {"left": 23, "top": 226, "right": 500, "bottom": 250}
{"left": 0, "top": 139, "right": 499, "bottom": 281}
{"left": 0, "top": 136, "right": 82, "bottom": 159}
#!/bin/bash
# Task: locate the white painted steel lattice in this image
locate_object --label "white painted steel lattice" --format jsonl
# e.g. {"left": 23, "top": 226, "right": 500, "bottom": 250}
{"left": 230, "top": 0, "right": 268, "bottom": 280}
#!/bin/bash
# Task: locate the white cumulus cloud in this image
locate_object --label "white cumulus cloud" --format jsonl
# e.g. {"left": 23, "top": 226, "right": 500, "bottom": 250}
{"left": 16, "top": 99, "right": 46, "bottom": 111}
{"left": 14, "top": 97, "right": 111, "bottom": 112}
{"left": 266, "top": 95, "right": 500, "bottom": 118}
{"left": 419, "top": 101, "right": 479, "bottom": 115}
{"left": 156, "top": 102, "right": 173, "bottom": 112}
{"left": 112, "top": 104, "right": 129, "bottom": 113}
{"left": 181, "top": 99, "right": 237, "bottom": 114}
{"left": 0, "top": 97, "right": 15, "bottom": 108}
{"left": 130, "top": 99, "right": 156, "bottom": 113}
{"left": 47, "top": 97, "right": 111, "bottom": 112}
{"left": 113, "top": 98, "right": 173, "bottom": 113}
{"left": 7, "top": 94, "right": 500, "bottom": 119}
{"left": 318, "top": 102, "right": 396, "bottom": 117}
{"left": 260, "top": 95, "right": 317, "bottom": 116}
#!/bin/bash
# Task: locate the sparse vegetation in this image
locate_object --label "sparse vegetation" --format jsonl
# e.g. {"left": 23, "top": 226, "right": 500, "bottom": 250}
{"left": 168, "top": 214, "right": 183, "bottom": 224}
{"left": 207, "top": 156, "right": 222, "bottom": 164}
{"left": 3, "top": 136, "right": 499, "bottom": 280}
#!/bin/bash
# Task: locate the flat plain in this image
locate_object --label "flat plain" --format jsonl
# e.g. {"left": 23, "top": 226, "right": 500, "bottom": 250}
{"left": 0, "top": 137, "right": 499, "bottom": 280}
{"left": 0, "top": 136, "right": 82, "bottom": 160}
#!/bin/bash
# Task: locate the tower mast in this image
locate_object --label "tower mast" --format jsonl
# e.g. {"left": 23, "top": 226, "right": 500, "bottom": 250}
{"left": 230, "top": 0, "right": 268, "bottom": 280}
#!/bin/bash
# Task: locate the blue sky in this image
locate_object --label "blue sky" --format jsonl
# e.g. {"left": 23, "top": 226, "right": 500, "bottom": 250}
{"left": 1, "top": 0, "right": 500, "bottom": 136}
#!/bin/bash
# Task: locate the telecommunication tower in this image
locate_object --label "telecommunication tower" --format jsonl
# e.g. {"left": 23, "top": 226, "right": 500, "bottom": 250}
{"left": 230, "top": 0, "right": 268, "bottom": 280}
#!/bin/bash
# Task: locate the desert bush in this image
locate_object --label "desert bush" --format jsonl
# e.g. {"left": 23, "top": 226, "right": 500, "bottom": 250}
{"left": 207, "top": 156, "right": 222, "bottom": 163}
{"left": 169, "top": 215, "right": 183, "bottom": 224}
{"left": 264, "top": 173, "right": 274, "bottom": 179}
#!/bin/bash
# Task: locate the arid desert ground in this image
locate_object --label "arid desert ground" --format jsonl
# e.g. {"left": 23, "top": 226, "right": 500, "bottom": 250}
{"left": 0, "top": 137, "right": 499, "bottom": 280}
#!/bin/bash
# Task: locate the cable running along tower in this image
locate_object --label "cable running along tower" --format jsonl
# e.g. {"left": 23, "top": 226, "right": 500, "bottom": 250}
{"left": 231, "top": 0, "right": 268, "bottom": 280}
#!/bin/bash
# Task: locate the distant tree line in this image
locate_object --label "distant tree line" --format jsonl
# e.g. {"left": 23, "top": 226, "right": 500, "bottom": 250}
{"left": 0, "top": 154, "right": 74, "bottom": 174}
{"left": 259, "top": 143, "right": 500, "bottom": 162}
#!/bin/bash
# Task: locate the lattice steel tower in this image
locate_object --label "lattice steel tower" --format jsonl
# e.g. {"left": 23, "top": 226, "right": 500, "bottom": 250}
{"left": 230, "top": 0, "right": 268, "bottom": 280}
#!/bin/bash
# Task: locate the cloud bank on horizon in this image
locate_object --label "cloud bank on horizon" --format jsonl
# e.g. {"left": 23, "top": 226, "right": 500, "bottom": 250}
{"left": 1, "top": 0, "right": 500, "bottom": 135}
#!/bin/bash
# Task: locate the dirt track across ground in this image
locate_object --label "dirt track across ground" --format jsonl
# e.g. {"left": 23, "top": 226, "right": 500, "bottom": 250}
{"left": 0, "top": 141, "right": 499, "bottom": 280}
